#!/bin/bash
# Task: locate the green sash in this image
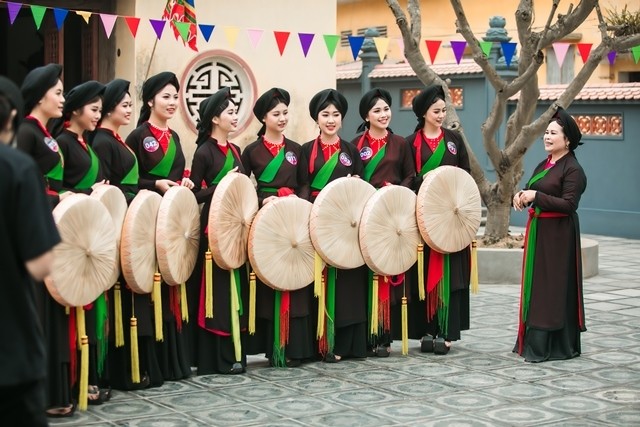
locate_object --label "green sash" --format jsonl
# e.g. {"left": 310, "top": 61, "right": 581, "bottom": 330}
{"left": 258, "top": 147, "right": 285, "bottom": 184}
{"left": 148, "top": 135, "right": 177, "bottom": 178}
{"left": 45, "top": 155, "right": 64, "bottom": 182}
{"left": 310, "top": 150, "right": 340, "bottom": 190}
{"left": 418, "top": 137, "right": 446, "bottom": 177}
{"left": 210, "top": 149, "right": 235, "bottom": 186}
{"left": 74, "top": 145, "right": 100, "bottom": 190}
{"left": 121, "top": 152, "right": 139, "bottom": 185}
{"left": 521, "top": 166, "right": 552, "bottom": 322}
{"left": 363, "top": 145, "right": 386, "bottom": 182}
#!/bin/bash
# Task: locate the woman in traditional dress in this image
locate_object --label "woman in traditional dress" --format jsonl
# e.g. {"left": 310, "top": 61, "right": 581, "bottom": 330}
{"left": 300, "top": 89, "right": 366, "bottom": 362}
{"left": 125, "top": 71, "right": 193, "bottom": 382}
{"left": 17, "top": 64, "right": 75, "bottom": 418}
{"left": 189, "top": 87, "right": 248, "bottom": 374}
{"left": 513, "top": 107, "right": 587, "bottom": 362}
{"left": 351, "top": 88, "right": 414, "bottom": 358}
{"left": 242, "top": 87, "right": 312, "bottom": 367}
{"left": 404, "top": 84, "right": 471, "bottom": 355}
{"left": 55, "top": 80, "right": 113, "bottom": 405}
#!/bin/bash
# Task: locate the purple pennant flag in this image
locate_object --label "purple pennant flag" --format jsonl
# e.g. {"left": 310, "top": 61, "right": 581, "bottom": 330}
{"left": 450, "top": 40, "right": 467, "bottom": 64}
{"left": 607, "top": 51, "right": 617, "bottom": 65}
{"left": 348, "top": 35, "right": 365, "bottom": 61}
{"left": 7, "top": 2, "right": 21, "bottom": 25}
{"left": 149, "top": 19, "right": 166, "bottom": 40}
{"left": 199, "top": 24, "right": 215, "bottom": 42}
{"left": 501, "top": 42, "right": 517, "bottom": 67}
{"left": 53, "top": 8, "right": 68, "bottom": 30}
{"left": 298, "top": 33, "right": 314, "bottom": 57}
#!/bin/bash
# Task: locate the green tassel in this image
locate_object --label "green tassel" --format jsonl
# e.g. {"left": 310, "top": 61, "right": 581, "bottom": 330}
{"left": 437, "top": 255, "right": 451, "bottom": 336}
{"left": 522, "top": 207, "right": 540, "bottom": 322}
{"left": 326, "top": 267, "right": 336, "bottom": 354}
{"left": 94, "top": 293, "right": 108, "bottom": 377}
{"left": 272, "top": 291, "right": 286, "bottom": 367}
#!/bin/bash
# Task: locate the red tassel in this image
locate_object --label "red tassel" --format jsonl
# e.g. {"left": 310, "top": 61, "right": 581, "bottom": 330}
{"left": 280, "top": 291, "right": 290, "bottom": 347}
{"left": 68, "top": 308, "right": 77, "bottom": 386}
{"left": 427, "top": 251, "right": 444, "bottom": 295}
{"left": 169, "top": 285, "right": 183, "bottom": 331}
{"left": 378, "top": 277, "right": 391, "bottom": 333}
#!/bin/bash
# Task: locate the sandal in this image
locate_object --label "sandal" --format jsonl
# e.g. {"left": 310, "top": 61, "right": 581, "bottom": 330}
{"left": 434, "top": 337, "right": 451, "bottom": 355}
{"left": 376, "top": 345, "right": 391, "bottom": 358}
{"left": 46, "top": 403, "right": 76, "bottom": 418}
{"left": 227, "top": 362, "right": 245, "bottom": 375}
{"left": 324, "top": 353, "right": 341, "bottom": 363}
{"left": 420, "top": 335, "right": 435, "bottom": 353}
{"left": 88, "top": 385, "right": 105, "bottom": 406}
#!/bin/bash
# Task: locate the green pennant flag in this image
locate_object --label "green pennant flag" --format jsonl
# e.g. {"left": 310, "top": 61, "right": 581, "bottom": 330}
{"left": 479, "top": 41, "right": 492, "bottom": 58}
{"left": 323, "top": 34, "right": 340, "bottom": 59}
{"left": 174, "top": 21, "right": 191, "bottom": 43}
{"left": 632, "top": 45, "right": 640, "bottom": 64}
{"left": 30, "top": 5, "right": 47, "bottom": 30}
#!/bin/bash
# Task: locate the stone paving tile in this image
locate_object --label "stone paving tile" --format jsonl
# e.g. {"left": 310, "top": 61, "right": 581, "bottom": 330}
{"left": 49, "top": 234, "right": 640, "bottom": 426}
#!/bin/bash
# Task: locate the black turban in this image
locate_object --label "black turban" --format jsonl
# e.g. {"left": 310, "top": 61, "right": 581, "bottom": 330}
{"left": 0, "top": 76, "right": 24, "bottom": 131}
{"left": 253, "top": 87, "right": 290, "bottom": 136}
{"left": 138, "top": 71, "right": 179, "bottom": 126}
{"left": 102, "top": 79, "right": 130, "bottom": 115}
{"left": 357, "top": 87, "right": 392, "bottom": 133}
{"left": 552, "top": 107, "right": 582, "bottom": 150}
{"left": 309, "top": 89, "right": 347, "bottom": 120}
{"left": 195, "top": 87, "right": 232, "bottom": 146}
{"left": 63, "top": 80, "right": 106, "bottom": 116}
{"left": 21, "top": 63, "right": 63, "bottom": 115}
{"left": 412, "top": 84, "right": 445, "bottom": 131}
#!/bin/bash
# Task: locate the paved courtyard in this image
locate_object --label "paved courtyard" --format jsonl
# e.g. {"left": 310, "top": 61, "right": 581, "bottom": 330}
{"left": 51, "top": 233, "right": 640, "bottom": 426}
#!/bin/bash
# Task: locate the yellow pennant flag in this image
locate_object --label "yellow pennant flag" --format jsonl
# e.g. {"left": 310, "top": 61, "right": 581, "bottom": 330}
{"left": 76, "top": 11, "right": 92, "bottom": 24}
{"left": 373, "top": 37, "right": 390, "bottom": 62}
{"left": 223, "top": 26, "right": 240, "bottom": 49}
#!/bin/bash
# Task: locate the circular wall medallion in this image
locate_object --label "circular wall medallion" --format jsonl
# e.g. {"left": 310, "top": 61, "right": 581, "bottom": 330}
{"left": 180, "top": 50, "right": 257, "bottom": 137}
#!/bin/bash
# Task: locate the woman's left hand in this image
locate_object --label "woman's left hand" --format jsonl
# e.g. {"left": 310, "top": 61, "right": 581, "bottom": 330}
{"left": 518, "top": 190, "right": 536, "bottom": 207}
{"left": 181, "top": 177, "right": 195, "bottom": 189}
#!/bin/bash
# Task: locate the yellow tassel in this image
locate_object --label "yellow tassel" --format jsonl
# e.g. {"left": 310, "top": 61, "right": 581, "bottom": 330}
{"left": 316, "top": 272, "right": 325, "bottom": 339}
{"left": 230, "top": 271, "right": 242, "bottom": 362}
{"left": 249, "top": 272, "right": 256, "bottom": 335}
{"left": 130, "top": 317, "right": 140, "bottom": 383}
{"left": 417, "top": 243, "right": 425, "bottom": 301}
{"left": 371, "top": 273, "right": 379, "bottom": 336}
{"left": 471, "top": 240, "right": 479, "bottom": 294}
{"left": 313, "top": 252, "right": 323, "bottom": 298}
{"left": 153, "top": 272, "right": 163, "bottom": 342}
{"left": 180, "top": 283, "right": 189, "bottom": 322}
{"left": 401, "top": 297, "right": 409, "bottom": 355}
{"left": 114, "top": 283, "right": 124, "bottom": 347}
{"left": 205, "top": 250, "right": 213, "bottom": 318}
{"left": 76, "top": 308, "right": 88, "bottom": 411}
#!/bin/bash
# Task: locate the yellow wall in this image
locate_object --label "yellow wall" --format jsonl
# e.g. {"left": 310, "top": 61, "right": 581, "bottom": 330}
{"left": 113, "top": 0, "right": 337, "bottom": 166}
{"left": 337, "top": 0, "right": 638, "bottom": 83}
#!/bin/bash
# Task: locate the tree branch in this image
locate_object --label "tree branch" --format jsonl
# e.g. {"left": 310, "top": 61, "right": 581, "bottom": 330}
{"left": 538, "top": 0, "right": 598, "bottom": 48}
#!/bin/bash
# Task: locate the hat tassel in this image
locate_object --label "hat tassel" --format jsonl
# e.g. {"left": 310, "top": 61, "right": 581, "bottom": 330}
{"left": 249, "top": 272, "right": 256, "bottom": 335}
{"left": 417, "top": 243, "right": 425, "bottom": 301}
{"left": 205, "top": 250, "right": 214, "bottom": 318}
{"left": 114, "top": 283, "right": 124, "bottom": 347}
{"left": 76, "top": 307, "right": 89, "bottom": 411}
{"left": 152, "top": 272, "right": 163, "bottom": 342}
{"left": 471, "top": 240, "right": 479, "bottom": 294}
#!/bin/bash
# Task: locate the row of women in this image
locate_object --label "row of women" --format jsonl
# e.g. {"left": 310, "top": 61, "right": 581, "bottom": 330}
{"left": 11, "top": 61, "right": 586, "bottom": 419}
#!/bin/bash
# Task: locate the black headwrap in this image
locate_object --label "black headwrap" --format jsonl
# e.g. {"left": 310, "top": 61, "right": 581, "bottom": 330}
{"left": 20, "top": 63, "right": 63, "bottom": 115}
{"left": 0, "top": 76, "right": 24, "bottom": 132}
{"left": 63, "top": 80, "right": 106, "bottom": 117}
{"left": 552, "top": 107, "right": 582, "bottom": 150}
{"left": 357, "top": 87, "right": 392, "bottom": 133}
{"left": 195, "top": 87, "right": 232, "bottom": 146}
{"left": 309, "top": 89, "right": 348, "bottom": 120}
{"left": 412, "top": 84, "right": 446, "bottom": 132}
{"left": 253, "top": 87, "right": 290, "bottom": 136}
{"left": 102, "top": 79, "right": 130, "bottom": 116}
{"left": 138, "top": 71, "right": 179, "bottom": 126}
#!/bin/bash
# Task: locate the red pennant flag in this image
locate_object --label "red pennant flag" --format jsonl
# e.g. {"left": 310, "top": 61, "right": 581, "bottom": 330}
{"left": 274, "top": 31, "right": 290, "bottom": 56}
{"left": 425, "top": 40, "right": 441, "bottom": 64}
{"left": 124, "top": 16, "right": 140, "bottom": 37}
{"left": 577, "top": 43, "right": 592, "bottom": 63}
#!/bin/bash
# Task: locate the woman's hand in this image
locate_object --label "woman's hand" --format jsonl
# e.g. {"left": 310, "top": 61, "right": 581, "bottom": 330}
{"left": 91, "top": 180, "right": 109, "bottom": 190}
{"left": 263, "top": 195, "right": 278, "bottom": 206}
{"left": 513, "top": 190, "right": 536, "bottom": 211}
{"left": 155, "top": 179, "right": 178, "bottom": 194}
{"left": 180, "top": 177, "right": 195, "bottom": 190}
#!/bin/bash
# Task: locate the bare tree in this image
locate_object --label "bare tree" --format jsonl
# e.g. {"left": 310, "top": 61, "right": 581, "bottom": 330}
{"left": 387, "top": 0, "right": 640, "bottom": 244}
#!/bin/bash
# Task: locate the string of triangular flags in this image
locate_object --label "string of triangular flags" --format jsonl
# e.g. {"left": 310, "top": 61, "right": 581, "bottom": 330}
{"left": 3, "top": 0, "right": 640, "bottom": 64}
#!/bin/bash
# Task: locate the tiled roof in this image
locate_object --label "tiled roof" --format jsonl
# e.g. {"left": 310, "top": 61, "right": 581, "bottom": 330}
{"left": 510, "top": 83, "right": 640, "bottom": 101}
{"left": 336, "top": 60, "right": 482, "bottom": 80}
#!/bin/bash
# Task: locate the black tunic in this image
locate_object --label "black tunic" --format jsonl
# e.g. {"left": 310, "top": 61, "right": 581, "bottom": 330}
{"left": 125, "top": 123, "right": 186, "bottom": 190}
{"left": 242, "top": 138, "right": 314, "bottom": 363}
{"left": 56, "top": 129, "right": 104, "bottom": 193}
{"left": 16, "top": 117, "right": 64, "bottom": 207}
{"left": 349, "top": 132, "right": 414, "bottom": 189}
{"left": 126, "top": 122, "right": 191, "bottom": 381}
{"left": 91, "top": 128, "right": 139, "bottom": 203}
{"left": 189, "top": 138, "right": 249, "bottom": 374}
{"left": 395, "top": 128, "right": 472, "bottom": 341}
{"left": 516, "top": 152, "right": 587, "bottom": 362}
